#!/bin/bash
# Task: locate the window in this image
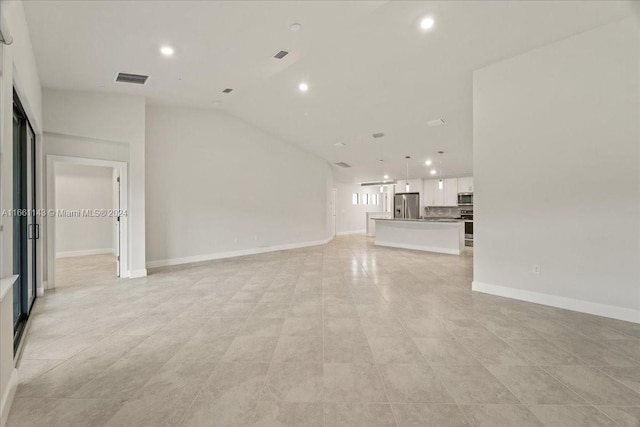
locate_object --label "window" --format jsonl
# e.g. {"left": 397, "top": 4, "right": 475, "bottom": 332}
{"left": 371, "top": 194, "right": 379, "bottom": 205}
{"left": 362, "top": 194, "right": 369, "bottom": 205}
{"left": 352, "top": 193, "right": 359, "bottom": 205}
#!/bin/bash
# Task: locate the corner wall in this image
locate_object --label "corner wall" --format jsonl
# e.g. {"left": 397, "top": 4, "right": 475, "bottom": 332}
{"left": 472, "top": 18, "right": 640, "bottom": 323}
{"left": 145, "top": 105, "right": 333, "bottom": 267}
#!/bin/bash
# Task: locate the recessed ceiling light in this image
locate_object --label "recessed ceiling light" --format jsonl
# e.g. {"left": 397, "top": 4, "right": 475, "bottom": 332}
{"left": 372, "top": 132, "right": 385, "bottom": 139}
{"left": 430, "top": 169, "right": 437, "bottom": 175}
{"left": 420, "top": 16, "right": 435, "bottom": 31}
{"left": 160, "top": 45, "right": 174, "bottom": 56}
{"left": 427, "top": 118, "right": 445, "bottom": 127}
{"left": 333, "top": 142, "right": 345, "bottom": 148}
{"left": 290, "top": 23, "right": 302, "bottom": 32}
{"left": 222, "top": 88, "right": 233, "bottom": 93}
{"left": 384, "top": 174, "right": 389, "bottom": 180}
{"left": 425, "top": 159, "right": 432, "bottom": 166}
{"left": 298, "top": 82, "right": 309, "bottom": 92}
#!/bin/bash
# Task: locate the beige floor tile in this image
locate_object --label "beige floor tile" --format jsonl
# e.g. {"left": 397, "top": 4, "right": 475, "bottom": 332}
{"left": 181, "top": 398, "right": 257, "bottom": 427}
{"left": 597, "top": 406, "right": 640, "bottom": 427}
{"left": 392, "top": 403, "right": 470, "bottom": 427}
{"left": 237, "top": 317, "right": 285, "bottom": 337}
{"left": 171, "top": 334, "right": 234, "bottom": 361}
{"left": 544, "top": 365, "right": 640, "bottom": 405}
{"left": 413, "top": 337, "right": 480, "bottom": 367}
{"left": 324, "top": 334, "right": 375, "bottom": 363}
{"left": 253, "top": 401, "right": 323, "bottom": 427}
{"left": 199, "top": 362, "right": 269, "bottom": 401}
{"left": 597, "top": 366, "right": 640, "bottom": 395}
{"left": 435, "top": 365, "right": 519, "bottom": 404}
{"left": 368, "top": 336, "right": 424, "bottom": 364}
{"left": 457, "top": 338, "right": 532, "bottom": 365}
{"left": 528, "top": 405, "right": 619, "bottom": 427}
{"left": 222, "top": 336, "right": 278, "bottom": 362}
{"left": 323, "top": 402, "right": 396, "bottom": 427}
{"left": 195, "top": 317, "right": 246, "bottom": 337}
{"left": 281, "top": 317, "right": 323, "bottom": 336}
{"left": 7, "top": 397, "right": 123, "bottom": 427}
{"left": 261, "top": 363, "right": 323, "bottom": 402}
{"left": 378, "top": 363, "right": 453, "bottom": 404}
{"left": 323, "top": 363, "right": 388, "bottom": 403}
{"left": 460, "top": 404, "right": 543, "bottom": 426}
{"left": 487, "top": 365, "right": 586, "bottom": 404}
{"left": 505, "top": 338, "right": 584, "bottom": 365}
{"left": 272, "top": 336, "right": 323, "bottom": 363}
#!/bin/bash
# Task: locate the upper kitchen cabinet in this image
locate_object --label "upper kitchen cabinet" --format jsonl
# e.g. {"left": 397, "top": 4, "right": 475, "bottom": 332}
{"left": 458, "top": 176, "right": 474, "bottom": 193}
{"left": 423, "top": 179, "right": 444, "bottom": 206}
{"left": 424, "top": 178, "right": 458, "bottom": 206}
{"left": 443, "top": 178, "right": 458, "bottom": 206}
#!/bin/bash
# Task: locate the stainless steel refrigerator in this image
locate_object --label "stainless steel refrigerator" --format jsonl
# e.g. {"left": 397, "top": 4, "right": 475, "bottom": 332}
{"left": 394, "top": 192, "right": 420, "bottom": 219}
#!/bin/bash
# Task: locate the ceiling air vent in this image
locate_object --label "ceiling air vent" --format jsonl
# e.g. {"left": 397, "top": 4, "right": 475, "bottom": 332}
{"left": 273, "top": 50, "right": 289, "bottom": 59}
{"left": 115, "top": 73, "right": 149, "bottom": 85}
{"left": 372, "top": 132, "right": 385, "bottom": 139}
{"left": 335, "top": 162, "right": 352, "bottom": 168}
{"left": 222, "top": 88, "right": 233, "bottom": 93}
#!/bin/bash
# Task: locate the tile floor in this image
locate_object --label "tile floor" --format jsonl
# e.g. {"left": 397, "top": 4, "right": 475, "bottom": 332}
{"left": 9, "top": 236, "right": 640, "bottom": 426}
{"left": 55, "top": 254, "right": 118, "bottom": 288}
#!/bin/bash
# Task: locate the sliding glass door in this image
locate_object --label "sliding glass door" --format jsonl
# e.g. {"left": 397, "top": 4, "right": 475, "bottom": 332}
{"left": 13, "top": 91, "right": 38, "bottom": 352}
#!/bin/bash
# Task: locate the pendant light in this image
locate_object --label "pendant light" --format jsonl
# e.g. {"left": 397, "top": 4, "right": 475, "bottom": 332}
{"left": 405, "top": 156, "right": 411, "bottom": 192}
{"left": 437, "top": 151, "right": 444, "bottom": 189}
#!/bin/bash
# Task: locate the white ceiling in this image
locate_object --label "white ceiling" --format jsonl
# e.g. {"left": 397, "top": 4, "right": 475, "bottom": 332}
{"left": 24, "top": 0, "right": 638, "bottom": 183}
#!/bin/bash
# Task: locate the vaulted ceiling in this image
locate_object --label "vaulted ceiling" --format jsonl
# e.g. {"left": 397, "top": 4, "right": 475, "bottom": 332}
{"left": 24, "top": 0, "right": 638, "bottom": 182}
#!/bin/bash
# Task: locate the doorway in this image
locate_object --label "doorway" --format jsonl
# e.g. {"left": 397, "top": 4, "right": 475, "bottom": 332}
{"left": 13, "top": 91, "right": 38, "bottom": 351}
{"left": 53, "top": 164, "right": 120, "bottom": 287}
{"left": 46, "top": 156, "right": 128, "bottom": 289}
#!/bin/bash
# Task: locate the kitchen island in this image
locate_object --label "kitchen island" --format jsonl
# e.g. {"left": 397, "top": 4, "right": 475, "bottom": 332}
{"left": 373, "top": 218, "right": 465, "bottom": 255}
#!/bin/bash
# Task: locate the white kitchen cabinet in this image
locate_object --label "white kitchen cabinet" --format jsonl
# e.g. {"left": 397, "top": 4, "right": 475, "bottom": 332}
{"left": 424, "top": 178, "right": 460, "bottom": 207}
{"left": 458, "top": 176, "right": 474, "bottom": 193}
{"left": 443, "top": 178, "right": 458, "bottom": 206}
{"left": 423, "top": 179, "right": 444, "bottom": 207}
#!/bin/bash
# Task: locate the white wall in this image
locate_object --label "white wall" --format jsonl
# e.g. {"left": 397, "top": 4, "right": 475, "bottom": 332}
{"left": 55, "top": 164, "right": 114, "bottom": 257}
{"left": 473, "top": 18, "right": 640, "bottom": 323}
{"left": 42, "top": 89, "right": 146, "bottom": 278}
{"left": 335, "top": 181, "right": 385, "bottom": 234}
{"left": 0, "top": 1, "right": 43, "bottom": 424}
{"left": 145, "top": 105, "right": 332, "bottom": 267}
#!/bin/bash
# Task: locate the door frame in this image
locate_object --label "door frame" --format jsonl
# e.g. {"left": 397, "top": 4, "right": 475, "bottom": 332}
{"left": 45, "top": 155, "right": 129, "bottom": 289}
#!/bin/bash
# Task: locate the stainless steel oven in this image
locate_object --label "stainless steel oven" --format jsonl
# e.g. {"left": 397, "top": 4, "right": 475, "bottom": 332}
{"left": 458, "top": 193, "right": 473, "bottom": 206}
{"left": 461, "top": 209, "right": 473, "bottom": 247}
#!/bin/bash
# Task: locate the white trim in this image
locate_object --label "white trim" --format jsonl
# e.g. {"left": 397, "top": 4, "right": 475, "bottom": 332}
{"left": 375, "top": 241, "right": 461, "bottom": 255}
{"left": 147, "top": 238, "right": 331, "bottom": 269}
{"left": 129, "top": 269, "right": 147, "bottom": 279}
{"left": 336, "top": 230, "right": 366, "bottom": 236}
{"left": 0, "top": 276, "right": 18, "bottom": 302}
{"left": 472, "top": 281, "right": 640, "bottom": 324}
{"left": 0, "top": 368, "right": 18, "bottom": 427}
{"left": 46, "top": 155, "right": 128, "bottom": 288}
{"left": 56, "top": 248, "right": 114, "bottom": 258}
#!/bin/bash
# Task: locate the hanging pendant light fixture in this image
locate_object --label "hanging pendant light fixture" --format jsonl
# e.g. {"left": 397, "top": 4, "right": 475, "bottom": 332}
{"left": 437, "top": 151, "right": 444, "bottom": 189}
{"left": 405, "top": 156, "right": 411, "bottom": 192}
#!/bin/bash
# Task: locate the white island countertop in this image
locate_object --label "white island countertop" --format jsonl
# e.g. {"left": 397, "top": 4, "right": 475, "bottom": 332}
{"left": 373, "top": 218, "right": 464, "bottom": 254}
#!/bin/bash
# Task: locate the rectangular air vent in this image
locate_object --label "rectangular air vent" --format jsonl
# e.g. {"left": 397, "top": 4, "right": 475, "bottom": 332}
{"left": 222, "top": 88, "right": 233, "bottom": 93}
{"left": 273, "top": 50, "right": 289, "bottom": 59}
{"left": 335, "top": 162, "right": 351, "bottom": 168}
{"left": 115, "top": 73, "right": 149, "bottom": 85}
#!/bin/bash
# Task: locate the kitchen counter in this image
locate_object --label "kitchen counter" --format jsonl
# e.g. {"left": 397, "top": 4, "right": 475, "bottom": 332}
{"left": 374, "top": 218, "right": 463, "bottom": 223}
{"left": 373, "top": 218, "right": 464, "bottom": 255}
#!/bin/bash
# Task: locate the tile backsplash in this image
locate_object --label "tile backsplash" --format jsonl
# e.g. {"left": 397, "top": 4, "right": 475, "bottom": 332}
{"left": 423, "top": 206, "right": 468, "bottom": 218}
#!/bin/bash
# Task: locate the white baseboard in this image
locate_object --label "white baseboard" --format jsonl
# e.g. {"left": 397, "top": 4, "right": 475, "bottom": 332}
{"left": 336, "top": 230, "right": 366, "bottom": 236}
{"left": 472, "top": 281, "right": 640, "bottom": 324}
{"left": 0, "top": 368, "right": 18, "bottom": 427}
{"left": 128, "top": 269, "right": 148, "bottom": 279}
{"left": 375, "top": 241, "right": 461, "bottom": 255}
{"left": 146, "top": 238, "right": 331, "bottom": 269}
{"left": 56, "top": 248, "right": 114, "bottom": 258}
